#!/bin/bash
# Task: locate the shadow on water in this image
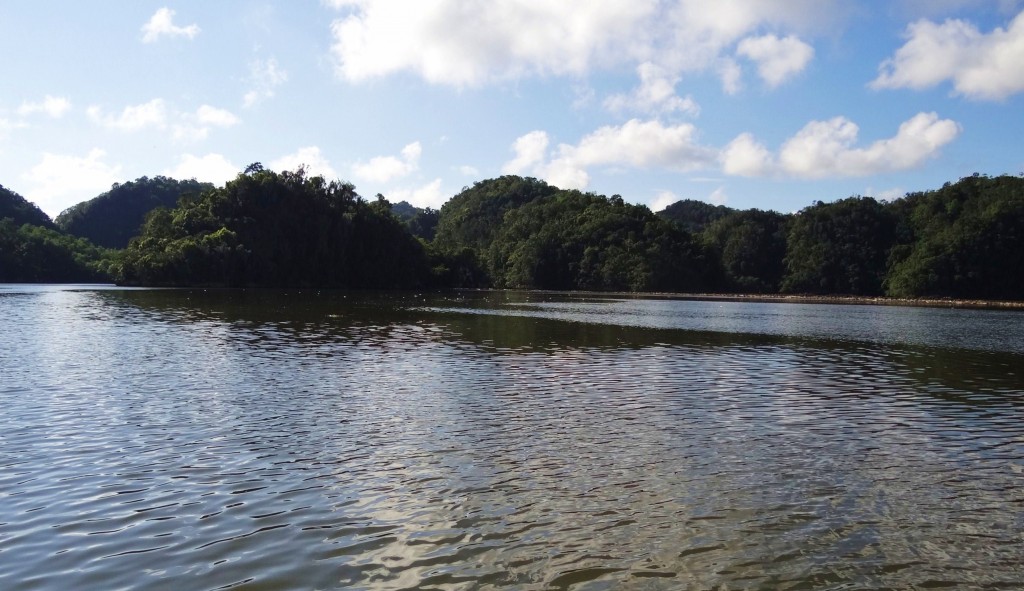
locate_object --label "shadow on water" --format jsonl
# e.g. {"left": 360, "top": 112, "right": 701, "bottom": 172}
{"left": 96, "top": 287, "right": 1024, "bottom": 405}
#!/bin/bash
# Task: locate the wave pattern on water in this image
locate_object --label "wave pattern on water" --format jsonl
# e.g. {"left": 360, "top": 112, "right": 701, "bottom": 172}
{"left": 0, "top": 287, "right": 1022, "bottom": 590}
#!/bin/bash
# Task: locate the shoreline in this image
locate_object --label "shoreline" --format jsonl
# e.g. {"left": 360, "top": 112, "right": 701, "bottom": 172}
{"left": 9, "top": 282, "right": 1023, "bottom": 311}
{"left": 505, "top": 289, "right": 1024, "bottom": 310}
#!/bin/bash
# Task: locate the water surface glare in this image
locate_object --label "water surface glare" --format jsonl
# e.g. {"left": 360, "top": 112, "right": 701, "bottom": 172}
{"left": 1, "top": 285, "right": 1022, "bottom": 590}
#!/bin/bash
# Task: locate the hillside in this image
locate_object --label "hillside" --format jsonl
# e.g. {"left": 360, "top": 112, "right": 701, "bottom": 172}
{"left": 56, "top": 176, "right": 213, "bottom": 249}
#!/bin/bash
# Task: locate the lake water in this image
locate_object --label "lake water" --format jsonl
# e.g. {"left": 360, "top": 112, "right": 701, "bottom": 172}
{"left": 1, "top": 284, "right": 1022, "bottom": 590}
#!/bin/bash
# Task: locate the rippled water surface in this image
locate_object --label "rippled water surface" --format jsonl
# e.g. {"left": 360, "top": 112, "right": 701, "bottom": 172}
{"left": 1, "top": 285, "right": 1023, "bottom": 590}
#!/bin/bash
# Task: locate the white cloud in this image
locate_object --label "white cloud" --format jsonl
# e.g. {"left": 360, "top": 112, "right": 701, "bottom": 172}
{"left": 868, "top": 186, "right": 906, "bottom": 201}
{"left": 17, "top": 96, "right": 72, "bottom": 119}
{"left": 735, "top": 34, "right": 815, "bottom": 87}
{"left": 718, "top": 58, "right": 744, "bottom": 94}
{"left": 511, "top": 119, "right": 716, "bottom": 190}
{"left": 721, "top": 112, "right": 961, "bottom": 178}
{"left": 0, "top": 118, "right": 27, "bottom": 139}
{"left": 650, "top": 190, "right": 680, "bottom": 211}
{"left": 172, "top": 105, "right": 241, "bottom": 141}
{"left": 86, "top": 100, "right": 237, "bottom": 141}
{"left": 458, "top": 165, "right": 480, "bottom": 176}
{"left": 327, "top": 0, "right": 836, "bottom": 87}
{"left": 780, "top": 112, "right": 961, "bottom": 177}
{"left": 386, "top": 178, "right": 447, "bottom": 209}
{"left": 721, "top": 132, "right": 775, "bottom": 176}
{"left": 270, "top": 146, "right": 338, "bottom": 179}
{"left": 141, "top": 7, "right": 200, "bottom": 43}
{"left": 88, "top": 99, "right": 168, "bottom": 132}
{"left": 572, "top": 84, "right": 597, "bottom": 110}
{"left": 501, "top": 130, "right": 549, "bottom": 175}
{"left": 22, "top": 149, "right": 123, "bottom": 217}
{"left": 871, "top": 10, "right": 1024, "bottom": 100}
{"left": 196, "top": 105, "right": 240, "bottom": 127}
{"left": 352, "top": 141, "right": 421, "bottom": 183}
{"left": 708, "top": 186, "right": 729, "bottom": 205}
{"left": 604, "top": 62, "right": 700, "bottom": 115}
{"left": 243, "top": 58, "right": 289, "bottom": 107}
{"left": 163, "top": 153, "right": 239, "bottom": 185}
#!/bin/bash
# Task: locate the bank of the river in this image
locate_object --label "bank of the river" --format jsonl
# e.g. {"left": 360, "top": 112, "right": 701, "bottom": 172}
{"left": 9, "top": 282, "right": 1024, "bottom": 311}
{"left": 487, "top": 288, "right": 1024, "bottom": 310}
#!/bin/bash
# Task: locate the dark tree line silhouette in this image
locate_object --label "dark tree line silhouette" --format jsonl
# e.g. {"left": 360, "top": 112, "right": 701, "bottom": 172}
{"left": 2, "top": 169, "right": 1022, "bottom": 300}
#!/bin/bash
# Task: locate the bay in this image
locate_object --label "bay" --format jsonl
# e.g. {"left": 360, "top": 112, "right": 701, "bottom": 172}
{"left": 1, "top": 285, "right": 1022, "bottom": 590}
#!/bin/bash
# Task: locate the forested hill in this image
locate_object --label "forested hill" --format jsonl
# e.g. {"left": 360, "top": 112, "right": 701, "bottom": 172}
{"left": 432, "top": 177, "right": 713, "bottom": 292}
{"left": 56, "top": 176, "right": 213, "bottom": 249}
{"left": 658, "top": 199, "right": 735, "bottom": 233}
{"left": 0, "top": 185, "right": 115, "bottom": 282}
{"left": 1, "top": 184, "right": 54, "bottom": 229}
{"left": 2, "top": 169, "right": 1023, "bottom": 300}
{"left": 116, "top": 166, "right": 428, "bottom": 288}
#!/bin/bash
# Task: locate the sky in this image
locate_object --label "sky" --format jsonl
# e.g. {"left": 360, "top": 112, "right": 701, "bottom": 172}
{"left": 2, "top": 1, "right": 1023, "bottom": 219}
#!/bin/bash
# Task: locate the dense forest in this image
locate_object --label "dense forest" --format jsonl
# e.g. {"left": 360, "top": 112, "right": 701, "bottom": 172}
{"left": 56, "top": 176, "right": 213, "bottom": 249}
{"left": 0, "top": 184, "right": 115, "bottom": 282}
{"left": 1, "top": 169, "right": 1022, "bottom": 300}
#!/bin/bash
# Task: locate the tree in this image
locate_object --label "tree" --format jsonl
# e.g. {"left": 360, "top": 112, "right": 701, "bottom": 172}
{"left": 885, "top": 174, "right": 1024, "bottom": 298}
{"left": 782, "top": 197, "right": 896, "bottom": 295}
{"left": 117, "top": 167, "right": 429, "bottom": 288}
{"left": 56, "top": 176, "right": 213, "bottom": 248}
{"left": 702, "top": 209, "right": 789, "bottom": 293}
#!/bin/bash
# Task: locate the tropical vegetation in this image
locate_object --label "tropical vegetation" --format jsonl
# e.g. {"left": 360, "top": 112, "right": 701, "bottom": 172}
{"left": 2, "top": 168, "right": 1022, "bottom": 301}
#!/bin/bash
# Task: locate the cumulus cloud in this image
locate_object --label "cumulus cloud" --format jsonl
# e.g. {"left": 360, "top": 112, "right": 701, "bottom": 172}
{"left": 17, "top": 96, "right": 72, "bottom": 119}
{"left": 604, "top": 62, "right": 700, "bottom": 115}
{"left": 707, "top": 186, "right": 729, "bottom": 205}
{"left": 327, "top": 0, "right": 835, "bottom": 87}
{"left": 871, "top": 10, "right": 1024, "bottom": 99}
{"left": 458, "top": 165, "right": 480, "bottom": 176}
{"left": 22, "top": 149, "right": 123, "bottom": 217}
{"left": 735, "top": 34, "right": 815, "bottom": 87}
{"left": 352, "top": 142, "right": 421, "bottom": 183}
{"left": 172, "top": 105, "right": 240, "bottom": 141}
{"left": 163, "top": 153, "right": 239, "bottom": 185}
{"left": 141, "top": 7, "right": 200, "bottom": 43}
{"left": 87, "top": 99, "right": 168, "bottom": 132}
{"left": 270, "top": 146, "right": 338, "bottom": 179}
{"left": 721, "top": 112, "right": 961, "bottom": 178}
{"left": 650, "top": 190, "right": 680, "bottom": 212}
{"left": 501, "top": 130, "right": 550, "bottom": 175}
{"left": 88, "top": 100, "right": 238, "bottom": 141}
{"left": 506, "top": 119, "right": 716, "bottom": 190}
{"left": 243, "top": 58, "right": 288, "bottom": 107}
{"left": 721, "top": 132, "right": 775, "bottom": 176}
{"left": 386, "top": 178, "right": 447, "bottom": 209}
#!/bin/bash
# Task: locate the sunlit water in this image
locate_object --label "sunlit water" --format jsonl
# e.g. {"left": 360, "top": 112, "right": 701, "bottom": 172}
{"left": 1, "top": 285, "right": 1022, "bottom": 590}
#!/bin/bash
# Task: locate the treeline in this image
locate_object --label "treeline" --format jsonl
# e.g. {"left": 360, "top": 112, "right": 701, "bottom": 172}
{"left": 0, "top": 184, "right": 115, "bottom": 282}
{"left": 117, "top": 164, "right": 427, "bottom": 288}
{"left": 1, "top": 170, "right": 1022, "bottom": 299}
{"left": 426, "top": 173, "right": 1024, "bottom": 299}
{"left": 56, "top": 176, "right": 213, "bottom": 249}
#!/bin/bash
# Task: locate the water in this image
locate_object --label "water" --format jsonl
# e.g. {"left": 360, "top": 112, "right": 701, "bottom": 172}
{"left": 1, "top": 285, "right": 1022, "bottom": 590}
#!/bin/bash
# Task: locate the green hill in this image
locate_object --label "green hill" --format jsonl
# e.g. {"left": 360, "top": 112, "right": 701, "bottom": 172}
{"left": 56, "top": 176, "right": 213, "bottom": 249}
{"left": 1, "top": 184, "right": 54, "bottom": 228}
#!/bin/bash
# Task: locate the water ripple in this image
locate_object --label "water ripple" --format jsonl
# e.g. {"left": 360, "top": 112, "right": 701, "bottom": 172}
{"left": 0, "top": 286, "right": 1022, "bottom": 590}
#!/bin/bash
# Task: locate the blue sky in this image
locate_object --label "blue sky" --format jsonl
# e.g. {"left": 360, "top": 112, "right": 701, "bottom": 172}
{"left": 2, "top": 1, "right": 1023, "bottom": 219}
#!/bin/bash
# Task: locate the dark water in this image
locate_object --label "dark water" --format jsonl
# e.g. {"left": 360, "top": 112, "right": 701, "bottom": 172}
{"left": 1, "top": 285, "right": 1022, "bottom": 590}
